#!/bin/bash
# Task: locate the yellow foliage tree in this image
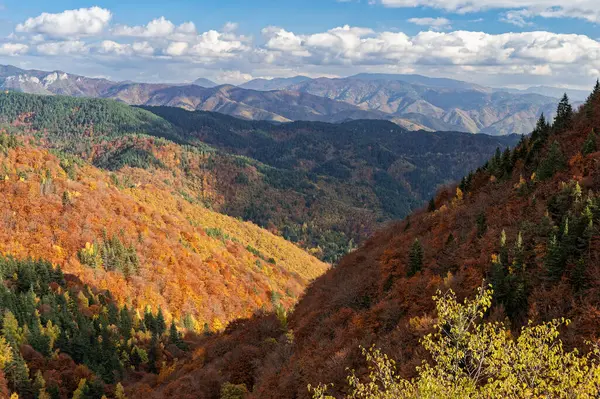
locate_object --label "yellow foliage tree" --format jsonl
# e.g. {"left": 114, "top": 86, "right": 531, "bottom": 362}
{"left": 311, "top": 287, "right": 600, "bottom": 398}
{"left": 115, "top": 382, "right": 127, "bottom": 399}
{"left": 0, "top": 337, "right": 13, "bottom": 369}
{"left": 72, "top": 379, "right": 86, "bottom": 399}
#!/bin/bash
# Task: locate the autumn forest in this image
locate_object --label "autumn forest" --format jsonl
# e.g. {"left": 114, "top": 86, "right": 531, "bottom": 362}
{"left": 0, "top": 78, "right": 599, "bottom": 399}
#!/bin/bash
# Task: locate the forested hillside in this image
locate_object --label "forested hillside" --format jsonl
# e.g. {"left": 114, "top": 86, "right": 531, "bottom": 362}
{"left": 142, "top": 106, "right": 519, "bottom": 259}
{"left": 0, "top": 129, "right": 326, "bottom": 335}
{"left": 0, "top": 257, "right": 197, "bottom": 398}
{"left": 0, "top": 92, "right": 181, "bottom": 143}
{"left": 0, "top": 92, "right": 518, "bottom": 262}
{"left": 135, "top": 85, "right": 600, "bottom": 398}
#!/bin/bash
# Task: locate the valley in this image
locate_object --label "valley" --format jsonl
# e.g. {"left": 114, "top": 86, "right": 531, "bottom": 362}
{"left": 0, "top": 61, "right": 599, "bottom": 399}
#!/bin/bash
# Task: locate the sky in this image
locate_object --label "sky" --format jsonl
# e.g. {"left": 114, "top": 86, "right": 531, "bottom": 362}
{"left": 0, "top": 1, "right": 599, "bottom": 88}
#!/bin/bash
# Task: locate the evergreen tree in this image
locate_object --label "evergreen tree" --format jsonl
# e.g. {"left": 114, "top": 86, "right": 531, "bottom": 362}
{"left": 537, "top": 141, "right": 566, "bottom": 180}
{"left": 143, "top": 308, "right": 156, "bottom": 334}
{"left": 169, "top": 321, "right": 186, "bottom": 350}
{"left": 585, "top": 79, "right": 600, "bottom": 118}
{"left": 545, "top": 235, "right": 566, "bottom": 282}
{"left": 5, "top": 352, "right": 31, "bottom": 397}
{"left": 490, "top": 255, "right": 507, "bottom": 306}
{"left": 476, "top": 212, "right": 487, "bottom": 238}
{"left": 147, "top": 335, "right": 159, "bottom": 373}
{"left": 33, "top": 370, "right": 50, "bottom": 399}
{"left": 512, "top": 232, "right": 525, "bottom": 272}
{"left": 169, "top": 321, "right": 180, "bottom": 344}
{"left": 119, "top": 306, "right": 133, "bottom": 341}
{"left": 155, "top": 308, "right": 166, "bottom": 337}
{"left": 571, "top": 258, "right": 588, "bottom": 293}
{"left": 582, "top": 129, "right": 597, "bottom": 156}
{"left": 531, "top": 113, "right": 550, "bottom": 143}
{"left": 408, "top": 239, "right": 423, "bottom": 277}
{"left": 27, "top": 315, "right": 51, "bottom": 356}
{"left": 427, "top": 198, "right": 435, "bottom": 212}
{"left": 554, "top": 94, "right": 573, "bottom": 132}
{"left": 501, "top": 148, "right": 512, "bottom": 177}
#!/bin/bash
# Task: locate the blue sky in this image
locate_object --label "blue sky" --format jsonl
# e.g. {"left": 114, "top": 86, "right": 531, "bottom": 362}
{"left": 2, "top": 1, "right": 597, "bottom": 37}
{"left": 0, "top": 1, "right": 599, "bottom": 88}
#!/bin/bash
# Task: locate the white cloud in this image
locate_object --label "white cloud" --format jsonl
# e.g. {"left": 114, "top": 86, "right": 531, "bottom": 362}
{"left": 408, "top": 17, "right": 452, "bottom": 30}
{"left": 259, "top": 26, "right": 600, "bottom": 71}
{"left": 216, "top": 70, "right": 253, "bottom": 84}
{"left": 5, "top": 9, "right": 600, "bottom": 88}
{"left": 223, "top": 22, "right": 239, "bottom": 33}
{"left": 113, "top": 17, "right": 195, "bottom": 38}
{"left": 96, "top": 40, "right": 155, "bottom": 56}
{"left": 164, "top": 30, "right": 249, "bottom": 61}
{"left": 500, "top": 10, "right": 534, "bottom": 27}
{"left": 37, "top": 41, "right": 88, "bottom": 56}
{"left": 376, "top": 0, "right": 600, "bottom": 23}
{"left": 0, "top": 43, "right": 29, "bottom": 56}
{"left": 15, "top": 7, "right": 111, "bottom": 38}
{"left": 165, "top": 41, "right": 189, "bottom": 56}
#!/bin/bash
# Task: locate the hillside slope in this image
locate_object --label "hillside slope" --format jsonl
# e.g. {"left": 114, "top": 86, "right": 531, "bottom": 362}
{"left": 0, "top": 91, "right": 519, "bottom": 263}
{"left": 137, "top": 84, "right": 600, "bottom": 398}
{"left": 0, "top": 130, "right": 327, "bottom": 333}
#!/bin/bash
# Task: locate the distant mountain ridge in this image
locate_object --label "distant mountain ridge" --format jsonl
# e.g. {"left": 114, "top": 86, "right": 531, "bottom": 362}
{"left": 192, "top": 77, "right": 218, "bottom": 88}
{"left": 0, "top": 64, "right": 565, "bottom": 135}
{"left": 239, "top": 76, "right": 311, "bottom": 91}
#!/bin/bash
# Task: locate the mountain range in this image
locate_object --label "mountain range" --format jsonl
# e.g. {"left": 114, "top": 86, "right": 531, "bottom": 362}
{"left": 0, "top": 64, "right": 569, "bottom": 135}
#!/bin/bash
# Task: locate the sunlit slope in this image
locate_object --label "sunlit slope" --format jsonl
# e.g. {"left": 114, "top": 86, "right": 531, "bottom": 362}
{"left": 0, "top": 134, "right": 327, "bottom": 331}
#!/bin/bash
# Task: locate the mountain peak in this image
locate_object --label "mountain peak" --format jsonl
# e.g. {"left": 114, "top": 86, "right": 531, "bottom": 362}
{"left": 192, "top": 77, "right": 218, "bottom": 88}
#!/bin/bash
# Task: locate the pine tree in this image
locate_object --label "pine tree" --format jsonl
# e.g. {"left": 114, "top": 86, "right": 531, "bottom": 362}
{"left": 5, "top": 352, "right": 31, "bottom": 397}
{"left": 155, "top": 308, "right": 166, "bottom": 337}
{"left": 427, "top": 198, "right": 435, "bottom": 212}
{"left": 531, "top": 113, "right": 550, "bottom": 142}
{"left": 585, "top": 79, "right": 600, "bottom": 118}
{"left": 501, "top": 148, "right": 512, "bottom": 177}
{"left": 513, "top": 232, "right": 525, "bottom": 272}
{"left": 169, "top": 321, "right": 181, "bottom": 345}
{"left": 143, "top": 307, "right": 156, "bottom": 334}
{"left": 582, "top": 129, "right": 597, "bottom": 155}
{"left": 33, "top": 370, "right": 50, "bottom": 399}
{"left": 119, "top": 306, "right": 133, "bottom": 341}
{"left": 554, "top": 94, "right": 573, "bottom": 132}
{"left": 537, "top": 141, "right": 566, "bottom": 180}
{"left": 545, "top": 235, "right": 566, "bottom": 282}
{"left": 476, "top": 212, "right": 487, "bottom": 238}
{"left": 408, "top": 239, "right": 423, "bottom": 277}
{"left": 571, "top": 258, "right": 587, "bottom": 293}
{"left": 148, "top": 335, "right": 159, "bottom": 373}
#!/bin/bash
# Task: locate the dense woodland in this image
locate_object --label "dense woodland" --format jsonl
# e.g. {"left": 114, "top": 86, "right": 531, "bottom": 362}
{"left": 0, "top": 91, "right": 517, "bottom": 262}
{"left": 123, "top": 85, "right": 600, "bottom": 398}
{"left": 0, "top": 126, "right": 326, "bottom": 340}
{"left": 0, "top": 256, "right": 195, "bottom": 399}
